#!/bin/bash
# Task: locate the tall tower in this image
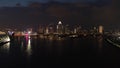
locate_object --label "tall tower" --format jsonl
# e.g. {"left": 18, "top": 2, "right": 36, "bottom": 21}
{"left": 48, "top": 24, "right": 54, "bottom": 34}
{"left": 45, "top": 27, "right": 49, "bottom": 34}
{"left": 98, "top": 25, "right": 104, "bottom": 34}
{"left": 65, "top": 25, "right": 70, "bottom": 34}
{"left": 56, "top": 21, "right": 63, "bottom": 34}
{"left": 38, "top": 25, "right": 44, "bottom": 34}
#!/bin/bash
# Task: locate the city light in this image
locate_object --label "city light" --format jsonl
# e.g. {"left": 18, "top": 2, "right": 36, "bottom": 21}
{"left": 6, "top": 37, "right": 10, "bottom": 42}
{"left": 28, "top": 31, "right": 31, "bottom": 34}
{"left": 0, "top": 1, "right": 119, "bottom": 68}
{"left": 9, "top": 21, "right": 106, "bottom": 40}
{"left": 26, "top": 38, "right": 32, "bottom": 56}
{"left": 58, "top": 21, "right": 62, "bottom": 24}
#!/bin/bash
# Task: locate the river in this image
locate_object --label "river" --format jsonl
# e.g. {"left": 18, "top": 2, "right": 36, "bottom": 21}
{"left": 0, "top": 36, "right": 120, "bottom": 68}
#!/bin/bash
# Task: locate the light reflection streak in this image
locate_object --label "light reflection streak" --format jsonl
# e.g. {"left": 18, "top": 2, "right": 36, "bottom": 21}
{"left": 98, "top": 36, "right": 103, "bottom": 54}
{"left": 26, "top": 38, "right": 32, "bottom": 57}
{"left": 0, "top": 42, "right": 10, "bottom": 54}
{"left": 57, "top": 37, "right": 64, "bottom": 41}
{"left": 57, "top": 41, "right": 63, "bottom": 56}
{"left": 21, "top": 41, "right": 24, "bottom": 51}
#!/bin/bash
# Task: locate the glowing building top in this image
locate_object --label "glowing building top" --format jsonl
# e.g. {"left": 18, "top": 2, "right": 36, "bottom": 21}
{"left": 57, "top": 21, "right": 63, "bottom": 34}
{"left": 58, "top": 21, "right": 62, "bottom": 25}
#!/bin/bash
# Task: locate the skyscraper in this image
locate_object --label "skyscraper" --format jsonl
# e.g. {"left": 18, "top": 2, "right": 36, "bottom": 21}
{"left": 45, "top": 27, "right": 49, "bottom": 34}
{"left": 56, "top": 21, "right": 63, "bottom": 34}
{"left": 65, "top": 24, "right": 70, "bottom": 34}
{"left": 48, "top": 24, "right": 54, "bottom": 34}
{"left": 73, "top": 25, "right": 82, "bottom": 34}
{"left": 98, "top": 25, "right": 104, "bottom": 34}
{"left": 38, "top": 25, "right": 44, "bottom": 34}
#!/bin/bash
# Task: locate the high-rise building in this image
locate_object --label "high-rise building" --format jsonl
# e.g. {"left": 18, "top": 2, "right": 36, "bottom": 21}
{"left": 65, "top": 25, "right": 70, "bottom": 34}
{"left": 38, "top": 25, "right": 44, "bottom": 34}
{"left": 93, "top": 26, "right": 98, "bottom": 33}
{"left": 48, "top": 24, "right": 54, "bottom": 34}
{"left": 98, "top": 25, "right": 104, "bottom": 34}
{"left": 74, "top": 25, "right": 82, "bottom": 34}
{"left": 74, "top": 28, "right": 77, "bottom": 34}
{"left": 56, "top": 21, "right": 63, "bottom": 34}
{"left": 45, "top": 27, "right": 49, "bottom": 34}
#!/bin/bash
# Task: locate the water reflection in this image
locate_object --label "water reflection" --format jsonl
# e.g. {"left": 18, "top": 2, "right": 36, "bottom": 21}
{"left": 0, "top": 35, "right": 117, "bottom": 67}
{"left": 21, "top": 37, "right": 32, "bottom": 59}
{"left": 0, "top": 42, "right": 10, "bottom": 54}
{"left": 97, "top": 36, "right": 103, "bottom": 54}
{"left": 57, "top": 40, "right": 64, "bottom": 56}
{"left": 26, "top": 38, "right": 32, "bottom": 56}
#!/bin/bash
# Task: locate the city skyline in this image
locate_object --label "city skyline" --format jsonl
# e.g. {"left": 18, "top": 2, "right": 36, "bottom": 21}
{"left": 0, "top": 1, "right": 119, "bottom": 67}
{"left": 0, "top": 0, "right": 118, "bottom": 31}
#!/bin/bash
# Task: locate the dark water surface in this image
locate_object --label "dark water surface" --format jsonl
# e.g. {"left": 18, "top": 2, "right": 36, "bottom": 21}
{"left": 0, "top": 36, "right": 120, "bottom": 68}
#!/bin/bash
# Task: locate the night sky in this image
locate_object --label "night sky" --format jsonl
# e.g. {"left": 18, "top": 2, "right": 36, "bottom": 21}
{"left": 0, "top": 0, "right": 119, "bottom": 31}
{"left": 0, "top": 0, "right": 107, "bottom": 7}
